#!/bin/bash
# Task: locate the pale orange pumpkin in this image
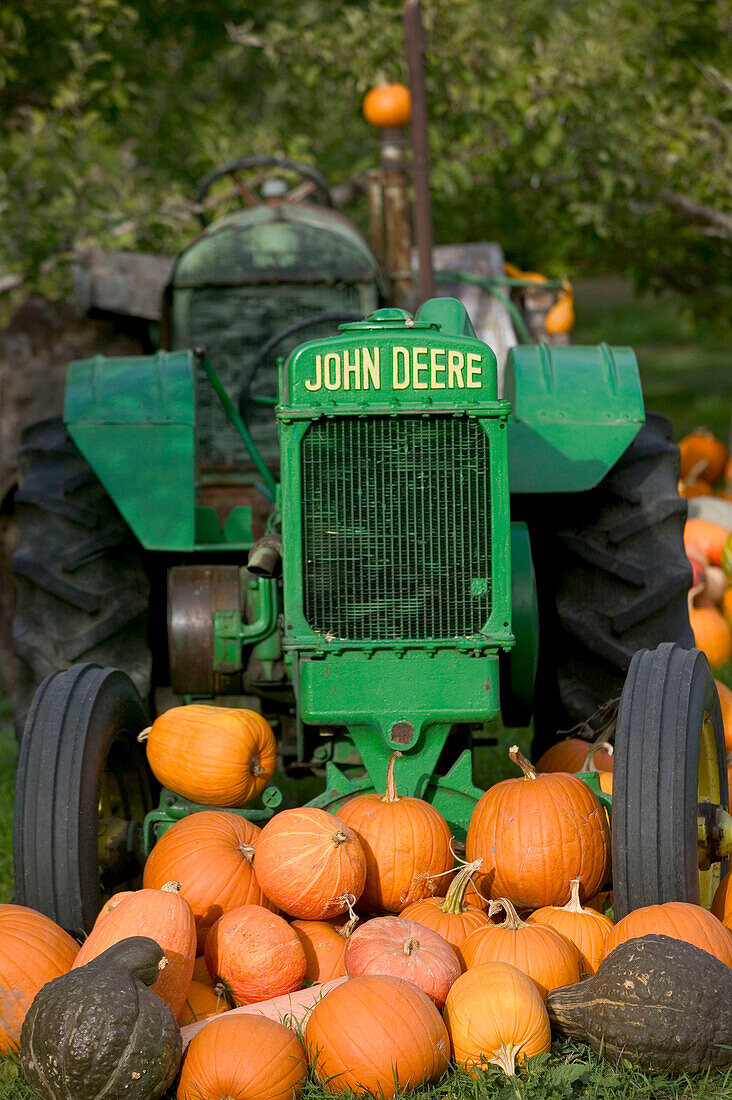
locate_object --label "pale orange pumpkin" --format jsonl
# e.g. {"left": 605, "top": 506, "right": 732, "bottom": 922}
{"left": 690, "top": 603, "right": 732, "bottom": 668}
{"left": 466, "top": 747, "right": 610, "bottom": 908}
{"left": 679, "top": 429, "right": 728, "bottom": 484}
{"left": 461, "top": 898, "right": 580, "bottom": 998}
{"left": 685, "top": 518, "right": 730, "bottom": 568}
{"left": 204, "top": 904, "right": 307, "bottom": 1005}
{"left": 362, "top": 83, "right": 412, "bottom": 128}
{"left": 141, "top": 705, "right": 277, "bottom": 807}
{"left": 178, "top": 1013, "right": 308, "bottom": 1100}
{"left": 72, "top": 881, "right": 196, "bottom": 1018}
{"left": 253, "top": 807, "right": 366, "bottom": 919}
{"left": 337, "top": 751, "right": 453, "bottom": 912}
{"left": 193, "top": 954, "right": 216, "bottom": 987}
{"left": 526, "top": 878, "right": 614, "bottom": 975}
{"left": 0, "top": 905, "right": 79, "bottom": 1053}
{"left": 603, "top": 901, "right": 732, "bottom": 966}
{"left": 177, "top": 979, "right": 230, "bottom": 1025}
{"left": 305, "top": 975, "right": 449, "bottom": 1097}
{"left": 143, "top": 810, "right": 276, "bottom": 951}
{"left": 291, "top": 918, "right": 352, "bottom": 983}
{"left": 400, "top": 860, "right": 491, "bottom": 968}
{"left": 91, "top": 891, "right": 135, "bottom": 930}
{"left": 443, "top": 961, "right": 551, "bottom": 1075}
{"left": 344, "top": 915, "right": 461, "bottom": 1009}
{"left": 535, "top": 738, "right": 613, "bottom": 774}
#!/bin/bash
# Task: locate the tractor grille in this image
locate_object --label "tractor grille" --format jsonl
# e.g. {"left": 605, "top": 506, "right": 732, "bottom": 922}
{"left": 301, "top": 415, "right": 492, "bottom": 641}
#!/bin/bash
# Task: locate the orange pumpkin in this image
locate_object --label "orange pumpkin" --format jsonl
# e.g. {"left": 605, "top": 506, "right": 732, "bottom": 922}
{"left": 679, "top": 429, "right": 728, "bottom": 484}
{"left": 305, "top": 975, "right": 449, "bottom": 1097}
{"left": 72, "top": 881, "right": 196, "bottom": 1018}
{"left": 679, "top": 477, "right": 714, "bottom": 498}
{"left": 443, "top": 961, "right": 551, "bottom": 1075}
{"left": 581, "top": 743, "right": 614, "bottom": 795}
{"left": 204, "top": 904, "right": 307, "bottom": 1005}
{"left": 0, "top": 905, "right": 79, "bottom": 1053}
{"left": 461, "top": 898, "right": 580, "bottom": 998}
{"left": 337, "top": 751, "right": 453, "bottom": 912}
{"left": 712, "top": 869, "right": 732, "bottom": 925}
{"left": 535, "top": 738, "right": 613, "bottom": 774}
{"left": 178, "top": 1014, "right": 308, "bottom": 1100}
{"left": 716, "top": 680, "right": 732, "bottom": 751}
{"left": 685, "top": 518, "right": 731, "bottom": 568}
{"left": 690, "top": 603, "right": 732, "bottom": 667}
{"left": 526, "top": 877, "right": 614, "bottom": 975}
{"left": 141, "top": 705, "right": 277, "bottom": 807}
{"left": 177, "top": 979, "right": 230, "bottom": 1025}
{"left": 91, "top": 891, "right": 135, "bottom": 930}
{"left": 291, "top": 919, "right": 351, "bottom": 983}
{"left": 344, "top": 915, "right": 461, "bottom": 1009}
{"left": 603, "top": 901, "right": 732, "bottom": 966}
{"left": 400, "top": 861, "right": 491, "bottom": 968}
{"left": 253, "top": 807, "right": 366, "bottom": 919}
{"left": 466, "top": 747, "right": 610, "bottom": 908}
{"left": 143, "top": 810, "right": 276, "bottom": 951}
{"left": 723, "top": 587, "right": 732, "bottom": 626}
{"left": 362, "top": 83, "right": 412, "bottom": 128}
{"left": 585, "top": 890, "right": 614, "bottom": 916}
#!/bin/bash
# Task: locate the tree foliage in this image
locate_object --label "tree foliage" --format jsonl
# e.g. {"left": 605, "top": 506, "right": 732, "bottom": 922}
{"left": 0, "top": 0, "right": 730, "bottom": 319}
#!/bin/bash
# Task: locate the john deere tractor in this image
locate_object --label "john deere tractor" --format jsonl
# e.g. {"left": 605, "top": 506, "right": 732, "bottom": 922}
{"left": 11, "top": 7, "right": 732, "bottom": 941}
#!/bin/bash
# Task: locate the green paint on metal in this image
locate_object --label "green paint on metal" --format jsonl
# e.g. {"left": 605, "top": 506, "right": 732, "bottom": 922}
{"left": 578, "top": 771, "right": 613, "bottom": 817}
{"left": 65, "top": 350, "right": 198, "bottom": 550}
{"left": 505, "top": 343, "right": 644, "bottom": 492}
{"left": 213, "top": 577, "right": 279, "bottom": 672}
{"left": 195, "top": 349, "right": 278, "bottom": 498}
{"left": 142, "top": 785, "right": 283, "bottom": 852}
{"left": 307, "top": 750, "right": 485, "bottom": 841}
{"left": 504, "top": 523, "right": 539, "bottom": 718}
{"left": 167, "top": 202, "right": 384, "bottom": 467}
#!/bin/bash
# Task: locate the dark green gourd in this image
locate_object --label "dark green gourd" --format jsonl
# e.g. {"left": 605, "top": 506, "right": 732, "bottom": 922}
{"left": 20, "top": 936, "right": 182, "bottom": 1100}
{"left": 546, "top": 934, "right": 732, "bottom": 1072}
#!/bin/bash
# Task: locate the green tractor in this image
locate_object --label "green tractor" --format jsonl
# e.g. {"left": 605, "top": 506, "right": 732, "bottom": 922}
{"left": 10, "top": 15, "right": 731, "bottom": 941}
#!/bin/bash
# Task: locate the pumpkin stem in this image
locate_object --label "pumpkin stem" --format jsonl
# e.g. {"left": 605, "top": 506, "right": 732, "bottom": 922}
{"left": 249, "top": 754, "right": 265, "bottom": 778}
{"left": 509, "top": 745, "right": 537, "bottom": 780}
{"left": 581, "top": 740, "right": 613, "bottom": 773}
{"left": 238, "top": 842, "right": 256, "bottom": 863}
{"left": 381, "top": 751, "right": 403, "bottom": 803}
{"left": 137, "top": 726, "right": 152, "bottom": 742}
{"left": 490, "top": 1042, "right": 520, "bottom": 1076}
{"left": 440, "top": 859, "right": 482, "bottom": 915}
{"left": 161, "top": 880, "right": 182, "bottom": 894}
{"left": 688, "top": 582, "right": 706, "bottom": 613}
{"left": 157, "top": 956, "right": 168, "bottom": 970}
{"left": 338, "top": 893, "right": 360, "bottom": 939}
{"left": 332, "top": 830, "right": 348, "bottom": 846}
{"left": 562, "top": 878, "right": 586, "bottom": 914}
{"left": 403, "top": 936, "right": 420, "bottom": 955}
{"left": 487, "top": 897, "right": 528, "bottom": 930}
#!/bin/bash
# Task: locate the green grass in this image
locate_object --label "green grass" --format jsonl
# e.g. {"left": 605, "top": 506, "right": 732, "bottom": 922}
{"left": 4, "top": 1039, "right": 732, "bottom": 1100}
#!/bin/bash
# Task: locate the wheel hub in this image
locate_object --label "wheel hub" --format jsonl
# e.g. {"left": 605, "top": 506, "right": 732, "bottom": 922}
{"left": 697, "top": 802, "right": 732, "bottom": 869}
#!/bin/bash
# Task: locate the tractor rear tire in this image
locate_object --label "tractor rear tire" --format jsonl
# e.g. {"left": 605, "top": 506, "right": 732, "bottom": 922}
{"left": 525, "top": 412, "right": 693, "bottom": 755}
{"left": 12, "top": 418, "right": 151, "bottom": 737}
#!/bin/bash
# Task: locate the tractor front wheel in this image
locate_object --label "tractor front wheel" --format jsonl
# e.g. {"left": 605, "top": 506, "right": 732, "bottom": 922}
{"left": 612, "top": 643, "right": 729, "bottom": 918}
{"left": 13, "top": 663, "right": 155, "bottom": 940}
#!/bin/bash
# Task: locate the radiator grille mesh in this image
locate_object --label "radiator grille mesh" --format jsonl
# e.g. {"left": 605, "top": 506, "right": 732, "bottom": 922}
{"left": 301, "top": 415, "right": 492, "bottom": 641}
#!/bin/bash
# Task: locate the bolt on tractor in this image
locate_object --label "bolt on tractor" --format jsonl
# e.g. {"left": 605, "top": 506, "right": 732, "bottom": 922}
{"left": 10, "top": 3, "right": 732, "bottom": 943}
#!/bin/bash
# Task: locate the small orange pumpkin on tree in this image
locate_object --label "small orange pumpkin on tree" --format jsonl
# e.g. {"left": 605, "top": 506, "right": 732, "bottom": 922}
{"left": 362, "top": 83, "right": 412, "bottom": 128}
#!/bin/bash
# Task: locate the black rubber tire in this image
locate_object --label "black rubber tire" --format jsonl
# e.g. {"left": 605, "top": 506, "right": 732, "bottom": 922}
{"left": 612, "top": 643, "right": 728, "bottom": 918}
{"left": 13, "top": 663, "right": 155, "bottom": 940}
{"left": 12, "top": 418, "right": 151, "bottom": 737}
{"left": 522, "top": 412, "right": 693, "bottom": 754}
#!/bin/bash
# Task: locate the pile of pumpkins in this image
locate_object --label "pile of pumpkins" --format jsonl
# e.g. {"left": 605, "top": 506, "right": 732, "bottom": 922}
{"left": 5, "top": 707, "right": 732, "bottom": 1100}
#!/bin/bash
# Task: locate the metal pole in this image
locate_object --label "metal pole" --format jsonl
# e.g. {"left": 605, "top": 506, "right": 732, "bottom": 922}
{"left": 403, "top": 0, "right": 434, "bottom": 303}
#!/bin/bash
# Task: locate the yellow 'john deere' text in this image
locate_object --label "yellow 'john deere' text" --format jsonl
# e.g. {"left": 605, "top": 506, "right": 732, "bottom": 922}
{"left": 303, "top": 346, "right": 483, "bottom": 392}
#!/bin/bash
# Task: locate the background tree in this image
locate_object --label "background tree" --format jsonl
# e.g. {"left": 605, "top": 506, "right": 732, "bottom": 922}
{"left": 0, "top": 0, "right": 730, "bottom": 321}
